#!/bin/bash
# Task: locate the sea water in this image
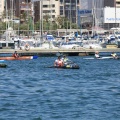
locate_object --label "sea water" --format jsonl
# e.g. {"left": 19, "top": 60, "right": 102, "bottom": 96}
{"left": 0, "top": 56, "right": 120, "bottom": 120}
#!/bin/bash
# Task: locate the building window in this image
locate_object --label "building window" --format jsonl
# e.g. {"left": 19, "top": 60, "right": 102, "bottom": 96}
{"left": 52, "top": 15, "right": 55, "bottom": 18}
{"left": 65, "top": 5, "right": 70, "bottom": 10}
{"left": 43, "top": 5, "right": 48, "bottom": 8}
{"left": 77, "top": 0, "right": 79, "bottom": 4}
{"left": 60, "top": 6, "right": 63, "bottom": 10}
{"left": 65, "top": 0, "right": 70, "bottom": 3}
{"left": 43, "top": 10, "right": 50, "bottom": 13}
{"left": 60, "top": 10, "right": 63, "bottom": 15}
{"left": 52, "top": 10, "right": 55, "bottom": 13}
{"left": 116, "top": 2, "right": 120, "bottom": 4}
{"left": 60, "top": 0, "right": 63, "bottom": 3}
{"left": 52, "top": 4, "right": 55, "bottom": 7}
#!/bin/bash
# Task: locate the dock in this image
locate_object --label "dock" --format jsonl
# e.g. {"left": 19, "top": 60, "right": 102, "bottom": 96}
{"left": 0, "top": 47, "right": 120, "bottom": 56}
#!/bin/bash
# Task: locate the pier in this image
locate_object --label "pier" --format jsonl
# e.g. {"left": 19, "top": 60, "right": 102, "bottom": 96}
{"left": 0, "top": 48, "right": 120, "bottom": 56}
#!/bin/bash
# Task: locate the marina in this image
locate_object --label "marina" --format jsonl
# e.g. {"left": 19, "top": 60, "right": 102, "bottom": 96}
{"left": 1, "top": 0, "right": 120, "bottom": 119}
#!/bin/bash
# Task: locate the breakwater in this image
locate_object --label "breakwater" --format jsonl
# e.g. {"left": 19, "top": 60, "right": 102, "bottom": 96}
{"left": 0, "top": 48, "right": 120, "bottom": 56}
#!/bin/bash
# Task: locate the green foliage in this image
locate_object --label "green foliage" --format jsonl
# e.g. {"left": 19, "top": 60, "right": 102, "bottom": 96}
{"left": 0, "top": 15, "right": 79, "bottom": 31}
{"left": 52, "top": 22, "right": 58, "bottom": 30}
{"left": 71, "top": 23, "right": 78, "bottom": 29}
{"left": 0, "top": 22, "right": 6, "bottom": 30}
{"left": 21, "top": 12, "right": 27, "bottom": 23}
{"left": 63, "top": 21, "right": 70, "bottom": 29}
{"left": 43, "top": 21, "right": 50, "bottom": 30}
{"left": 34, "top": 21, "right": 40, "bottom": 30}
{"left": 28, "top": 17, "right": 33, "bottom": 31}
{"left": 43, "top": 14, "right": 51, "bottom": 22}
{"left": 19, "top": 23, "right": 28, "bottom": 30}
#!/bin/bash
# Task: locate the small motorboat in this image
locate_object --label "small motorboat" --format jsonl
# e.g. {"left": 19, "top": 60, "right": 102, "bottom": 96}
{"left": 0, "top": 56, "right": 38, "bottom": 60}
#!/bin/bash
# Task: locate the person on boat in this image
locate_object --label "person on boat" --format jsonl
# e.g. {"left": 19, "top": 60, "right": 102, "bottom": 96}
{"left": 111, "top": 52, "right": 118, "bottom": 59}
{"left": 12, "top": 51, "right": 19, "bottom": 58}
{"left": 54, "top": 56, "right": 63, "bottom": 67}
{"left": 61, "top": 55, "right": 69, "bottom": 64}
{"left": 95, "top": 51, "right": 100, "bottom": 58}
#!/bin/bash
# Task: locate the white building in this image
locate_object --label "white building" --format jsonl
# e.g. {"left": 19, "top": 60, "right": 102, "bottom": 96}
{"left": 104, "top": 7, "right": 120, "bottom": 24}
{"left": 42, "top": 0, "right": 60, "bottom": 20}
{"left": 0, "top": 0, "right": 5, "bottom": 19}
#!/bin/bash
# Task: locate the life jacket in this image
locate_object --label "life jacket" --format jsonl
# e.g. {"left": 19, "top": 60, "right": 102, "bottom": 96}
{"left": 12, "top": 53, "right": 16, "bottom": 57}
{"left": 12, "top": 53, "right": 18, "bottom": 58}
{"left": 57, "top": 59, "right": 63, "bottom": 66}
{"left": 63, "top": 58, "right": 68, "bottom": 62}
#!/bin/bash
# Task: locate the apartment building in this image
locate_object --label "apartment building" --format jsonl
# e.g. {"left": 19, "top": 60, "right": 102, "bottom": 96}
{"left": 4, "top": 0, "right": 60, "bottom": 30}
{"left": 60, "top": 0, "right": 80, "bottom": 23}
{"left": 19, "top": 0, "right": 33, "bottom": 23}
{"left": 4, "top": 0, "right": 80, "bottom": 24}
{"left": 34, "top": 0, "right": 80, "bottom": 23}
{"left": 0, "top": 0, "right": 5, "bottom": 19}
{"left": 104, "top": 0, "right": 119, "bottom": 29}
{"left": 6, "top": 0, "right": 19, "bottom": 17}
{"left": 6, "top": 0, "right": 33, "bottom": 23}
{"left": 34, "top": 0, "right": 60, "bottom": 22}
{"left": 3, "top": 0, "right": 119, "bottom": 30}
{"left": 42, "top": 0, "right": 59, "bottom": 18}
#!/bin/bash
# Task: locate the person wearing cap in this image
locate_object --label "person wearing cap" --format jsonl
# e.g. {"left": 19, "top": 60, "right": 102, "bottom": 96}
{"left": 95, "top": 51, "right": 100, "bottom": 58}
{"left": 54, "top": 56, "right": 63, "bottom": 67}
{"left": 12, "top": 51, "right": 19, "bottom": 58}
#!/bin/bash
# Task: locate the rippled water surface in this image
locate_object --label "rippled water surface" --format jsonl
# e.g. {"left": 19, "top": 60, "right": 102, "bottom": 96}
{"left": 0, "top": 56, "right": 120, "bottom": 120}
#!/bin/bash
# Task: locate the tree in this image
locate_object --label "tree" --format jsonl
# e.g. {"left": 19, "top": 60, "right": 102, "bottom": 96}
{"left": 71, "top": 23, "right": 78, "bottom": 29}
{"left": 34, "top": 21, "right": 40, "bottom": 30}
{"left": 20, "top": 12, "right": 27, "bottom": 23}
{"left": 43, "top": 14, "right": 51, "bottom": 22}
{"left": 55, "top": 16, "right": 65, "bottom": 28}
{"left": 0, "top": 22, "right": 5, "bottom": 29}
{"left": 52, "top": 21, "right": 58, "bottom": 30}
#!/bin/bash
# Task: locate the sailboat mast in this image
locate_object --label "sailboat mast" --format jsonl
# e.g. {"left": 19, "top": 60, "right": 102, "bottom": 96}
{"left": 92, "top": 0, "right": 95, "bottom": 36}
{"left": 32, "top": 0, "right": 34, "bottom": 34}
{"left": 39, "top": 0, "right": 43, "bottom": 36}
{"left": 5, "top": 0, "right": 8, "bottom": 40}
{"left": 114, "top": 0, "right": 117, "bottom": 35}
{"left": 11, "top": 0, "right": 13, "bottom": 29}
